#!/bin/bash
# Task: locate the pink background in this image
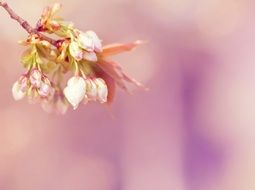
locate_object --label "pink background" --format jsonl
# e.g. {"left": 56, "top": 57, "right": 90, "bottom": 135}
{"left": 0, "top": 0, "right": 255, "bottom": 189}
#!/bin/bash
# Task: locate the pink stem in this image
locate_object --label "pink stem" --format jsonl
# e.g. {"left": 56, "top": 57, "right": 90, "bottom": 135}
{"left": 0, "top": 1, "right": 58, "bottom": 47}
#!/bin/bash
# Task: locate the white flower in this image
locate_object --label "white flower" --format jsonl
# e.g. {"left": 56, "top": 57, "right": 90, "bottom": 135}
{"left": 78, "top": 30, "right": 102, "bottom": 53}
{"left": 69, "top": 41, "right": 83, "bottom": 61}
{"left": 63, "top": 76, "right": 86, "bottom": 109}
{"left": 12, "top": 81, "right": 26, "bottom": 101}
{"left": 94, "top": 78, "right": 108, "bottom": 103}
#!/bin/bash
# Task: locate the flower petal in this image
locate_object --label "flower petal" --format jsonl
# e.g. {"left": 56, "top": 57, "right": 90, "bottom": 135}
{"left": 100, "top": 40, "right": 143, "bottom": 57}
{"left": 96, "top": 60, "right": 147, "bottom": 91}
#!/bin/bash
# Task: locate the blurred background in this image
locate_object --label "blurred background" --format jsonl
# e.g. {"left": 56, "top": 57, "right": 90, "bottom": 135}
{"left": 1, "top": 0, "right": 255, "bottom": 189}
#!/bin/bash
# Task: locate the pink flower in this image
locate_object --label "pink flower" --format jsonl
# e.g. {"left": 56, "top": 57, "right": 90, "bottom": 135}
{"left": 29, "top": 69, "right": 42, "bottom": 88}
{"left": 38, "top": 83, "right": 51, "bottom": 97}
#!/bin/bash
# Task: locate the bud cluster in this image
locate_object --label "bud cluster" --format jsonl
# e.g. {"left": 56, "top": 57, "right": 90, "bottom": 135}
{"left": 63, "top": 76, "right": 108, "bottom": 109}
{"left": 11, "top": 3, "right": 145, "bottom": 114}
{"left": 69, "top": 30, "right": 102, "bottom": 62}
{"left": 12, "top": 69, "right": 54, "bottom": 101}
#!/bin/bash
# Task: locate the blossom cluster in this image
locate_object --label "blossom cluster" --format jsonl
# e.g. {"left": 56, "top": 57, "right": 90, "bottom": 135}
{"left": 12, "top": 3, "right": 146, "bottom": 114}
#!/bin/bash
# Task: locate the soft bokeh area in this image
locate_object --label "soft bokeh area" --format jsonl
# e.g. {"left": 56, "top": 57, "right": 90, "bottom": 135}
{"left": 1, "top": 0, "right": 255, "bottom": 189}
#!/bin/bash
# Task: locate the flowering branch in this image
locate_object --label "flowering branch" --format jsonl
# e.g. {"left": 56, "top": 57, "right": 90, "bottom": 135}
{"left": 0, "top": 1, "right": 58, "bottom": 46}
{"left": 1, "top": 1, "right": 146, "bottom": 114}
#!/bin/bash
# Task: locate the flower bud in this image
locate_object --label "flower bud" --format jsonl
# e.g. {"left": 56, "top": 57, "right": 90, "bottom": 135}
{"left": 86, "top": 31, "right": 102, "bottom": 53}
{"left": 30, "top": 69, "right": 42, "bottom": 88}
{"left": 63, "top": 76, "right": 86, "bottom": 109}
{"left": 94, "top": 78, "right": 108, "bottom": 103}
{"left": 19, "top": 76, "right": 29, "bottom": 92}
{"left": 38, "top": 83, "right": 51, "bottom": 97}
{"left": 78, "top": 30, "right": 102, "bottom": 52}
{"left": 69, "top": 41, "right": 83, "bottom": 61}
{"left": 12, "top": 81, "right": 26, "bottom": 101}
{"left": 78, "top": 32, "right": 94, "bottom": 52}
{"left": 86, "top": 79, "right": 98, "bottom": 101}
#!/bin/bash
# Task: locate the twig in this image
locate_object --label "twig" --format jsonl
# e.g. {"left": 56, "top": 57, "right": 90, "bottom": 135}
{"left": 0, "top": 1, "right": 58, "bottom": 47}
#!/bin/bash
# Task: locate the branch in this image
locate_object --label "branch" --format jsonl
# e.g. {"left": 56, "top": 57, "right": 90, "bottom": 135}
{"left": 0, "top": 1, "right": 58, "bottom": 47}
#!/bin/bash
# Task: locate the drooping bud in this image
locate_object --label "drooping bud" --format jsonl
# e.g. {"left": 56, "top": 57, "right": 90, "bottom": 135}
{"left": 19, "top": 75, "right": 29, "bottom": 92}
{"left": 77, "top": 32, "right": 94, "bottom": 52}
{"left": 63, "top": 76, "right": 86, "bottom": 109}
{"left": 30, "top": 69, "right": 42, "bottom": 88}
{"left": 86, "top": 79, "right": 98, "bottom": 101}
{"left": 86, "top": 31, "right": 102, "bottom": 53}
{"left": 12, "top": 81, "right": 26, "bottom": 101}
{"left": 38, "top": 77, "right": 53, "bottom": 98}
{"left": 94, "top": 78, "right": 108, "bottom": 103}
{"left": 69, "top": 41, "right": 83, "bottom": 61}
{"left": 38, "top": 83, "right": 51, "bottom": 97}
{"left": 78, "top": 30, "right": 102, "bottom": 53}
